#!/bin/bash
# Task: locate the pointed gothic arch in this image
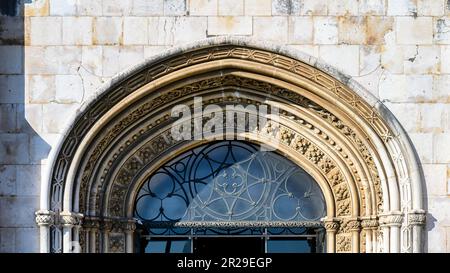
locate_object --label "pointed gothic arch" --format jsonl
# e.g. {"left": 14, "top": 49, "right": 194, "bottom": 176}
{"left": 35, "top": 37, "right": 426, "bottom": 253}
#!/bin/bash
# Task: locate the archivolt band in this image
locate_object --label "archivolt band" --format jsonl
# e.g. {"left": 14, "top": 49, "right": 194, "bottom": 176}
{"left": 36, "top": 37, "right": 426, "bottom": 253}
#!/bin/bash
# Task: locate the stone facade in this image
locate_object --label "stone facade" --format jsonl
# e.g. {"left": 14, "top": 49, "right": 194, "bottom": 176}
{"left": 0, "top": 0, "right": 449, "bottom": 252}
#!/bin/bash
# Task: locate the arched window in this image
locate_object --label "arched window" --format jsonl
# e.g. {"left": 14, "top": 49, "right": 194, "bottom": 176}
{"left": 134, "top": 141, "right": 326, "bottom": 253}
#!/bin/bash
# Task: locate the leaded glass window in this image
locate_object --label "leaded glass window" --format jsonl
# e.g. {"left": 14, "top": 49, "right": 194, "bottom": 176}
{"left": 134, "top": 141, "right": 326, "bottom": 253}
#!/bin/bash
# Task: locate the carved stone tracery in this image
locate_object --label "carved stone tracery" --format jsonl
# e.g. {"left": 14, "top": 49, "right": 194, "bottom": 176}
{"left": 41, "top": 42, "right": 425, "bottom": 253}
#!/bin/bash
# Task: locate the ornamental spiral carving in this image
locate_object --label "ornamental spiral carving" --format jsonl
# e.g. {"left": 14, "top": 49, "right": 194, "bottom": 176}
{"left": 361, "top": 219, "right": 379, "bottom": 229}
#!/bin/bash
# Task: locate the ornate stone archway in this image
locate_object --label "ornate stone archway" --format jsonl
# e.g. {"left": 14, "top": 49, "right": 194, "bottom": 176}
{"left": 36, "top": 37, "right": 426, "bottom": 253}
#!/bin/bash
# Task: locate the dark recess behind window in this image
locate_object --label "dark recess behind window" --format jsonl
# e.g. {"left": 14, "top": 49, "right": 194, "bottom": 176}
{"left": 0, "top": 0, "right": 19, "bottom": 16}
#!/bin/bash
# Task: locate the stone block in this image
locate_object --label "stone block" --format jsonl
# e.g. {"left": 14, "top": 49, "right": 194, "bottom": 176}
{"left": 0, "top": 165, "right": 16, "bottom": 196}
{"left": 272, "top": 0, "right": 301, "bottom": 15}
{"left": 18, "top": 103, "right": 43, "bottom": 134}
{"left": 172, "top": 17, "right": 207, "bottom": 44}
{"left": 0, "top": 76, "right": 25, "bottom": 104}
{"left": 207, "top": 16, "right": 252, "bottom": 36}
{"left": 319, "top": 45, "right": 359, "bottom": 76}
{"left": 30, "top": 17, "right": 62, "bottom": 46}
{"left": 124, "top": 17, "right": 149, "bottom": 45}
{"left": 190, "top": 0, "right": 218, "bottom": 15}
{"left": 0, "top": 134, "right": 30, "bottom": 164}
{"left": 0, "top": 197, "right": 39, "bottom": 227}
{"left": 408, "top": 75, "right": 434, "bottom": 102}
{"left": 299, "top": 0, "right": 327, "bottom": 15}
{"left": 244, "top": 0, "right": 271, "bottom": 15}
{"left": 360, "top": 46, "right": 381, "bottom": 75}
{"left": 420, "top": 103, "right": 449, "bottom": 133}
{"left": 0, "top": 104, "right": 17, "bottom": 133}
{"left": 148, "top": 17, "right": 175, "bottom": 46}
{"left": 0, "top": 16, "right": 25, "bottom": 45}
{"left": 102, "top": 46, "right": 120, "bottom": 77}
{"left": 164, "top": 0, "right": 187, "bottom": 15}
{"left": 426, "top": 224, "right": 446, "bottom": 252}
{"left": 435, "top": 17, "right": 450, "bottom": 44}
{"left": 29, "top": 133, "right": 54, "bottom": 164}
{"left": 253, "top": 17, "right": 288, "bottom": 43}
{"left": 417, "top": 0, "right": 445, "bottom": 16}
{"left": 55, "top": 75, "right": 83, "bottom": 104}
{"left": 49, "top": 0, "right": 77, "bottom": 16}
{"left": 28, "top": 75, "right": 55, "bottom": 104}
{"left": 15, "top": 228, "right": 39, "bottom": 253}
{"left": 76, "top": 0, "right": 103, "bottom": 16}
{"left": 338, "top": 16, "right": 367, "bottom": 45}
{"left": 0, "top": 228, "right": 15, "bottom": 252}
{"left": 428, "top": 197, "right": 450, "bottom": 227}
{"left": 144, "top": 46, "right": 169, "bottom": 58}
{"left": 404, "top": 46, "right": 440, "bottom": 74}
{"left": 313, "top": 17, "right": 338, "bottom": 45}
{"left": 218, "top": 0, "right": 244, "bottom": 15}
{"left": 0, "top": 46, "right": 23, "bottom": 74}
{"left": 288, "top": 16, "right": 313, "bottom": 44}
{"left": 16, "top": 165, "right": 41, "bottom": 196}
{"left": 81, "top": 46, "right": 103, "bottom": 76}
{"left": 381, "top": 33, "right": 404, "bottom": 73}
{"left": 387, "top": 0, "right": 417, "bottom": 16}
{"left": 118, "top": 46, "right": 145, "bottom": 72}
{"left": 383, "top": 102, "right": 420, "bottom": 133}
{"left": 379, "top": 73, "right": 407, "bottom": 102}
{"left": 131, "top": 0, "right": 164, "bottom": 15}
{"left": 328, "top": 0, "right": 359, "bottom": 16}
{"left": 407, "top": 133, "right": 432, "bottom": 164}
{"left": 287, "top": 45, "right": 319, "bottom": 58}
{"left": 93, "top": 17, "right": 123, "bottom": 45}
{"left": 442, "top": 46, "right": 450, "bottom": 73}
{"left": 359, "top": 0, "right": 386, "bottom": 15}
{"left": 396, "top": 17, "right": 433, "bottom": 45}
{"left": 62, "top": 17, "right": 93, "bottom": 45}
{"left": 366, "top": 16, "right": 394, "bottom": 45}
{"left": 434, "top": 133, "right": 450, "bottom": 163}
{"left": 433, "top": 75, "right": 450, "bottom": 102}
{"left": 25, "top": 0, "right": 49, "bottom": 16}
{"left": 103, "top": 0, "right": 132, "bottom": 16}
{"left": 25, "top": 46, "right": 81, "bottom": 75}
{"left": 77, "top": 67, "right": 105, "bottom": 100}
{"left": 423, "top": 164, "right": 447, "bottom": 196}
{"left": 43, "top": 103, "right": 79, "bottom": 133}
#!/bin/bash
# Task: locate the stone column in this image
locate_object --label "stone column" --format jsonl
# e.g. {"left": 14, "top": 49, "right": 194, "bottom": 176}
{"left": 379, "top": 212, "right": 403, "bottom": 253}
{"left": 347, "top": 219, "right": 361, "bottom": 253}
{"left": 361, "top": 218, "right": 378, "bottom": 253}
{"left": 60, "top": 211, "right": 83, "bottom": 253}
{"left": 35, "top": 210, "right": 55, "bottom": 253}
{"left": 101, "top": 219, "right": 113, "bottom": 253}
{"left": 408, "top": 210, "right": 426, "bottom": 253}
{"left": 123, "top": 220, "right": 137, "bottom": 253}
{"left": 83, "top": 217, "right": 100, "bottom": 253}
{"left": 323, "top": 219, "right": 340, "bottom": 253}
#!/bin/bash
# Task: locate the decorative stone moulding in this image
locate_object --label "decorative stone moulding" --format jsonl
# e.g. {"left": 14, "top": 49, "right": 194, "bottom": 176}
{"left": 37, "top": 37, "right": 426, "bottom": 253}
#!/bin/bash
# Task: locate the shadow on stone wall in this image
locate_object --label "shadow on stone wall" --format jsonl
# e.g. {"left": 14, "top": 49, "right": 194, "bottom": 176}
{"left": 0, "top": 0, "right": 50, "bottom": 252}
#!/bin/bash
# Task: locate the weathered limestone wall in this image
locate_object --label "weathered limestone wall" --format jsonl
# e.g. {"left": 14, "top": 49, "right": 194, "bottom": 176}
{"left": 0, "top": 0, "right": 449, "bottom": 252}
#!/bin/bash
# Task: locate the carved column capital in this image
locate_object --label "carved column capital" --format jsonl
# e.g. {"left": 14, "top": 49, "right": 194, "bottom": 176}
{"left": 379, "top": 212, "right": 403, "bottom": 227}
{"left": 83, "top": 216, "right": 101, "bottom": 230}
{"left": 346, "top": 219, "right": 361, "bottom": 232}
{"left": 35, "top": 210, "right": 55, "bottom": 226}
{"left": 361, "top": 218, "right": 379, "bottom": 230}
{"left": 100, "top": 219, "right": 113, "bottom": 232}
{"left": 408, "top": 210, "right": 426, "bottom": 226}
{"left": 323, "top": 218, "right": 340, "bottom": 232}
{"left": 60, "top": 212, "right": 84, "bottom": 227}
{"left": 122, "top": 220, "right": 137, "bottom": 232}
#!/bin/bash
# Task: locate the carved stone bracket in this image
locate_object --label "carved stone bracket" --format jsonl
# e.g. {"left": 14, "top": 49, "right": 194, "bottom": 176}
{"left": 408, "top": 210, "right": 426, "bottom": 226}
{"left": 35, "top": 210, "right": 55, "bottom": 226}
{"left": 379, "top": 212, "right": 403, "bottom": 227}
{"left": 60, "top": 212, "right": 84, "bottom": 227}
{"left": 361, "top": 218, "right": 379, "bottom": 230}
